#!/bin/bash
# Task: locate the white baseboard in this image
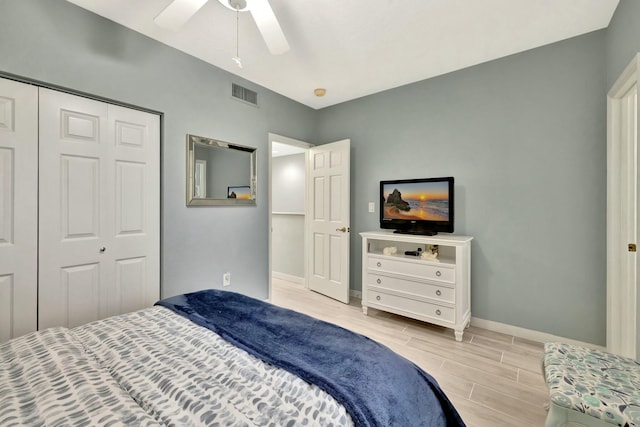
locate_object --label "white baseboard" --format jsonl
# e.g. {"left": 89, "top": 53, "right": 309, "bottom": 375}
{"left": 269, "top": 278, "right": 604, "bottom": 350}
{"left": 471, "top": 317, "right": 606, "bottom": 350}
{"left": 272, "top": 272, "right": 305, "bottom": 285}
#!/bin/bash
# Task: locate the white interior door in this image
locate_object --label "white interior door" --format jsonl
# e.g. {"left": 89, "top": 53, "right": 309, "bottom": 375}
{"left": 0, "top": 78, "right": 38, "bottom": 342}
{"left": 38, "top": 88, "right": 159, "bottom": 329}
{"left": 195, "top": 159, "right": 207, "bottom": 198}
{"left": 607, "top": 54, "right": 639, "bottom": 359}
{"left": 307, "top": 139, "right": 350, "bottom": 303}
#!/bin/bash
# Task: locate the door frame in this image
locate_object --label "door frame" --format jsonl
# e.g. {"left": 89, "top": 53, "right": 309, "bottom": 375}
{"left": 607, "top": 53, "right": 640, "bottom": 359}
{"left": 267, "top": 133, "right": 313, "bottom": 301}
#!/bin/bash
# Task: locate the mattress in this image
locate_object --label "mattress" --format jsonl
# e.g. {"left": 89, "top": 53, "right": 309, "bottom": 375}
{"left": 1, "top": 289, "right": 465, "bottom": 426}
{"left": 1, "top": 307, "right": 351, "bottom": 426}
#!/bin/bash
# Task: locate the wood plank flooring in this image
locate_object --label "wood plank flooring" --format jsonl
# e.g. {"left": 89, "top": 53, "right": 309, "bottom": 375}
{"left": 270, "top": 278, "right": 549, "bottom": 427}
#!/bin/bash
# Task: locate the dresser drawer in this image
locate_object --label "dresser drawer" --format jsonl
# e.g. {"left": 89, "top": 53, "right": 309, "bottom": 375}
{"left": 367, "top": 273, "right": 454, "bottom": 303}
{"left": 367, "top": 290, "right": 455, "bottom": 323}
{"left": 367, "top": 257, "right": 455, "bottom": 283}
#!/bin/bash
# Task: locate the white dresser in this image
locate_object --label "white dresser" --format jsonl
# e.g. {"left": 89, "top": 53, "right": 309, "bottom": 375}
{"left": 360, "top": 231, "right": 473, "bottom": 341}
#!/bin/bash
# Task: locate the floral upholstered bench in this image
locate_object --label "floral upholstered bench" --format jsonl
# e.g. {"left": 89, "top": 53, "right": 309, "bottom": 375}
{"left": 543, "top": 342, "right": 640, "bottom": 427}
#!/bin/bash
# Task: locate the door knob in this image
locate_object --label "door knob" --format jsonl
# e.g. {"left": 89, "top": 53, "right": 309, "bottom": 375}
{"left": 336, "top": 227, "right": 349, "bottom": 233}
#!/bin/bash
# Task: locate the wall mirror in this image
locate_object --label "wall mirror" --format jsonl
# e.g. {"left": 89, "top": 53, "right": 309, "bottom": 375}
{"left": 186, "top": 134, "right": 257, "bottom": 206}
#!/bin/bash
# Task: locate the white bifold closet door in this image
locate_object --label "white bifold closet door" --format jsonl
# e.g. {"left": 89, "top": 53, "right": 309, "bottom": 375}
{"left": 38, "top": 88, "right": 159, "bottom": 329}
{"left": 0, "top": 79, "right": 38, "bottom": 342}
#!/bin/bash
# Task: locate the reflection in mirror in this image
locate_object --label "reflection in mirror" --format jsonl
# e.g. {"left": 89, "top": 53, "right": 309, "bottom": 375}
{"left": 186, "top": 134, "right": 257, "bottom": 206}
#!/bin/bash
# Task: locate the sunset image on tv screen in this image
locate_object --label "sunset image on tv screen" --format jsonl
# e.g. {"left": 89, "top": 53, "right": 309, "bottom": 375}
{"left": 382, "top": 181, "right": 449, "bottom": 221}
{"left": 228, "top": 186, "right": 251, "bottom": 200}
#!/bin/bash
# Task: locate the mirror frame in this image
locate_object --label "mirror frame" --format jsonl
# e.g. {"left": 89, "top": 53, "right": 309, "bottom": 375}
{"left": 186, "top": 134, "right": 257, "bottom": 206}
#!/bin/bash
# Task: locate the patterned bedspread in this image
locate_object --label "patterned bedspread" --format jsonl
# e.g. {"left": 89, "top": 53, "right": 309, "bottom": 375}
{"left": 0, "top": 307, "right": 352, "bottom": 426}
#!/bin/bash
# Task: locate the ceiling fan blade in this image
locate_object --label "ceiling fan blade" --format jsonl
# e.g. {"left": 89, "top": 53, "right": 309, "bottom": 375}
{"left": 154, "top": 0, "right": 208, "bottom": 31}
{"left": 247, "top": 0, "right": 290, "bottom": 55}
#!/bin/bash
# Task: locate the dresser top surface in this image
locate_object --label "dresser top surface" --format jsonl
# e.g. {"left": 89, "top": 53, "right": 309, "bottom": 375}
{"left": 360, "top": 231, "right": 473, "bottom": 245}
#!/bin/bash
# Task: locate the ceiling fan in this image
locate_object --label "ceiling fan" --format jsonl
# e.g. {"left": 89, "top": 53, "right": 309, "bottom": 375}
{"left": 154, "top": 0, "right": 290, "bottom": 55}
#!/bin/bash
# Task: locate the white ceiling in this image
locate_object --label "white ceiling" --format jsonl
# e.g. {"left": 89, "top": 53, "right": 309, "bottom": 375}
{"left": 66, "top": 0, "right": 619, "bottom": 110}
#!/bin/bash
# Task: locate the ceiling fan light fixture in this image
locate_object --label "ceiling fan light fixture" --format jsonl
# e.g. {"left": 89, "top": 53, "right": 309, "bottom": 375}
{"left": 218, "top": 0, "right": 249, "bottom": 12}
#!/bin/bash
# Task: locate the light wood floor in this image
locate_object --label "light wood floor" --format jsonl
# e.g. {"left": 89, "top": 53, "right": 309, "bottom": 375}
{"left": 271, "top": 278, "right": 549, "bottom": 427}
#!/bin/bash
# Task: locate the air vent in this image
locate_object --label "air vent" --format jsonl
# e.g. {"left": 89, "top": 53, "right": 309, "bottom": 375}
{"left": 232, "top": 83, "right": 258, "bottom": 106}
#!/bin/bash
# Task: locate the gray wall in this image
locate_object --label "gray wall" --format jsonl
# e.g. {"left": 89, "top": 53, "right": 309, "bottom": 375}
{"left": 272, "top": 215, "right": 305, "bottom": 278}
{"left": 272, "top": 154, "right": 306, "bottom": 279}
{"left": 317, "top": 31, "right": 608, "bottom": 345}
{"left": 0, "top": 0, "right": 317, "bottom": 300}
{"left": 606, "top": 0, "right": 640, "bottom": 88}
{"left": 272, "top": 154, "right": 306, "bottom": 213}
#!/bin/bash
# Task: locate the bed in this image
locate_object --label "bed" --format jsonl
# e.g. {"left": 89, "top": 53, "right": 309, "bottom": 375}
{"left": 0, "top": 289, "right": 466, "bottom": 426}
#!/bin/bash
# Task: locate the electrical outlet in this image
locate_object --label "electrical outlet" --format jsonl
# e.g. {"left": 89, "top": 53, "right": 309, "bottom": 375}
{"left": 223, "top": 272, "right": 231, "bottom": 286}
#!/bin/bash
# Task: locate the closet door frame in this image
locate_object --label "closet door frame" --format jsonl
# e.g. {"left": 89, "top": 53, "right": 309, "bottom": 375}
{"left": 0, "top": 71, "right": 162, "bottom": 335}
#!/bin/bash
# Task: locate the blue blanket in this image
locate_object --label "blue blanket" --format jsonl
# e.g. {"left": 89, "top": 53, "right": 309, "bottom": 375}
{"left": 156, "top": 290, "right": 466, "bottom": 427}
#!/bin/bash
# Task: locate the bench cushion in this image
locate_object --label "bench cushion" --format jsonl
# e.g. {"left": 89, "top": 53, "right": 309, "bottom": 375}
{"left": 544, "top": 342, "right": 640, "bottom": 426}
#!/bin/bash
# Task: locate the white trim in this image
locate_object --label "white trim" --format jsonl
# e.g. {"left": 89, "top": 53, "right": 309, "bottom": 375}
{"left": 471, "top": 317, "right": 606, "bottom": 350}
{"left": 606, "top": 53, "right": 640, "bottom": 359}
{"left": 272, "top": 271, "right": 305, "bottom": 285}
{"left": 272, "top": 211, "right": 305, "bottom": 216}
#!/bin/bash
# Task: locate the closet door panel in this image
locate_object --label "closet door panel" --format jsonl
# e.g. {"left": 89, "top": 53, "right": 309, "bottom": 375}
{"left": 39, "top": 89, "right": 109, "bottom": 329}
{"left": 61, "top": 155, "right": 100, "bottom": 238}
{"left": 0, "top": 274, "right": 15, "bottom": 341}
{"left": 0, "top": 147, "right": 13, "bottom": 243}
{"left": 38, "top": 89, "right": 159, "bottom": 329}
{"left": 0, "top": 78, "right": 37, "bottom": 342}
{"left": 107, "top": 104, "right": 159, "bottom": 318}
{"left": 116, "top": 257, "right": 146, "bottom": 315}
{"left": 61, "top": 263, "right": 101, "bottom": 328}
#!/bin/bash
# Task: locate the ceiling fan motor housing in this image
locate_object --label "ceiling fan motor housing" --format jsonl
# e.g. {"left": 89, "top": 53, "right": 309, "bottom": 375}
{"left": 221, "top": 0, "right": 249, "bottom": 12}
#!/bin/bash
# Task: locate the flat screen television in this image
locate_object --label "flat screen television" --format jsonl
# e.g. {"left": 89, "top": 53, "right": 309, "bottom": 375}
{"left": 380, "top": 177, "right": 454, "bottom": 235}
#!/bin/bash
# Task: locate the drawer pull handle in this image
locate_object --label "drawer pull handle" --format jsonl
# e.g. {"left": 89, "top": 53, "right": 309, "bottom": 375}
{"left": 435, "top": 271, "right": 442, "bottom": 277}
{"left": 376, "top": 278, "right": 381, "bottom": 284}
{"left": 376, "top": 295, "right": 381, "bottom": 301}
{"left": 435, "top": 309, "right": 441, "bottom": 316}
{"left": 436, "top": 290, "right": 442, "bottom": 296}
{"left": 377, "top": 262, "right": 382, "bottom": 267}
